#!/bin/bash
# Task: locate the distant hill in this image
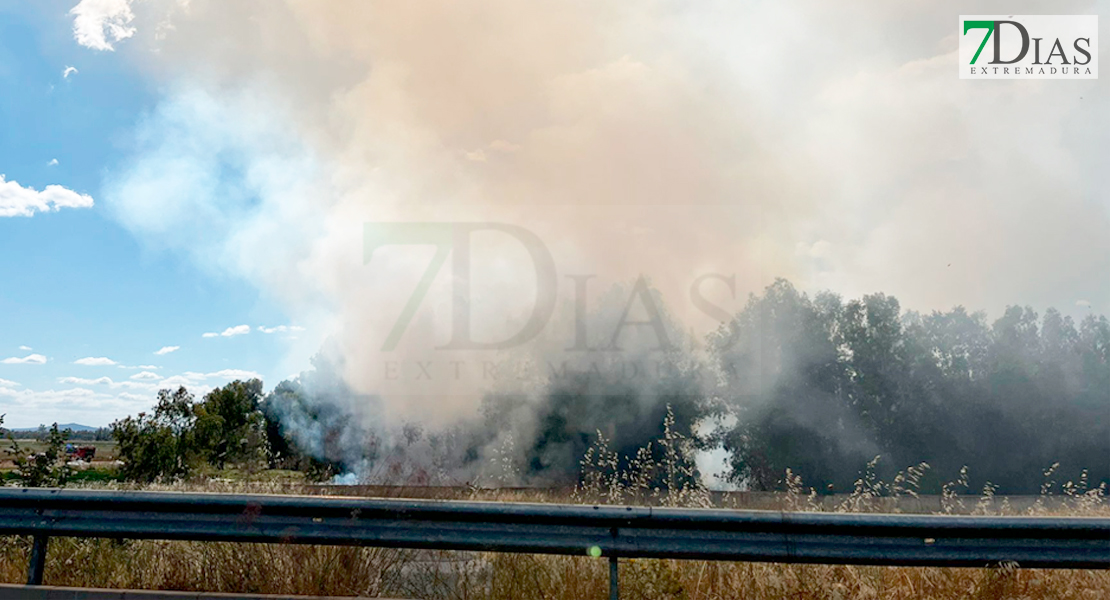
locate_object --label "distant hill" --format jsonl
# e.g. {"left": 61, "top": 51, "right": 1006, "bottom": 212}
{"left": 58, "top": 423, "right": 100, "bottom": 432}
{"left": 9, "top": 422, "right": 100, "bottom": 433}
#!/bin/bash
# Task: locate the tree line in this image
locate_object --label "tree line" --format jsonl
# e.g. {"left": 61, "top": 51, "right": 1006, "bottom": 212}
{"left": 108, "top": 380, "right": 336, "bottom": 482}
{"left": 2, "top": 278, "right": 1105, "bottom": 494}
{"left": 708, "top": 279, "right": 1109, "bottom": 493}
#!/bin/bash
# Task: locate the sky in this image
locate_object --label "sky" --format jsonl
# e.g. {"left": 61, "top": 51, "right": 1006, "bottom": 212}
{"left": 0, "top": 1, "right": 305, "bottom": 427}
{"left": 0, "top": 0, "right": 1106, "bottom": 429}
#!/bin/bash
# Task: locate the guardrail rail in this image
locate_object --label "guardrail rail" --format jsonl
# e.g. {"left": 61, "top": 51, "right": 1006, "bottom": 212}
{"left": 1, "top": 488, "right": 1107, "bottom": 599}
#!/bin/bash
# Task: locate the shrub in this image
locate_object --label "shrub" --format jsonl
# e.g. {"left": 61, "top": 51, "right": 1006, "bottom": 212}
{"left": 5, "top": 420, "right": 72, "bottom": 487}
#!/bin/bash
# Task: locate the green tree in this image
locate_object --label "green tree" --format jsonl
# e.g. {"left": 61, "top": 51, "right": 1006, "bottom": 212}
{"left": 259, "top": 379, "right": 336, "bottom": 477}
{"left": 112, "top": 387, "right": 203, "bottom": 482}
{"left": 195, "top": 379, "right": 268, "bottom": 469}
{"left": 113, "top": 381, "right": 272, "bottom": 482}
{"left": 711, "top": 281, "right": 1110, "bottom": 494}
{"left": 709, "top": 279, "right": 853, "bottom": 490}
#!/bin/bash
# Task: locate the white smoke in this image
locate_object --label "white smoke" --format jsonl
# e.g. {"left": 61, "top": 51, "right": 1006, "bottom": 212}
{"left": 95, "top": 0, "right": 1108, "bottom": 442}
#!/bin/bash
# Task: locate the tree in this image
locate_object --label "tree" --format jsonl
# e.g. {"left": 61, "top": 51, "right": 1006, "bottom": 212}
{"left": 113, "top": 381, "right": 273, "bottom": 481}
{"left": 112, "top": 387, "right": 203, "bottom": 482}
{"left": 259, "top": 380, "right": 337, "bottom": 478}
{"left": 709, "top": 279, "right": 855, "bottom": 490}
{"left": 710, "top": 281, "right": 1110, "bottom": 494}
{"left": 195, "top": 379, "right": 268, "bottom": 469}
{"left": 259, "top": 344, "right": 414, "bottom": 481}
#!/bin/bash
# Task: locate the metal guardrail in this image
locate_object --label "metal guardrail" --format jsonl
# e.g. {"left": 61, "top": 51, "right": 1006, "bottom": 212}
{"left": 1, "top": 488, "right": 1108, "bottom": 599}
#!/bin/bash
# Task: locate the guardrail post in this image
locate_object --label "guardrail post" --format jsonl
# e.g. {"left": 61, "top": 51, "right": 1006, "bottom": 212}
{"left": 609, "top": 555, "right": 619, "bottom": 600}
{"left": 27, "top": 534, "right": 49, "bottom": 585}
{"left": 608, "top": 525, "right": 620, "bottom": 600}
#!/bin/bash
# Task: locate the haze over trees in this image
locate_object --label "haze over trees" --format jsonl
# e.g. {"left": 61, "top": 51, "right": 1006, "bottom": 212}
{"left": 709, "top": 279, "right": 1109, "bottom": 494}
{"left": 33, "top": 279, "right": 1104, "bottom": 495}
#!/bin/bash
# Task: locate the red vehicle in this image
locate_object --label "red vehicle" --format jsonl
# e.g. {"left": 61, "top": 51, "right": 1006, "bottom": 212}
{"left": 65, "top": 445, "right": 96, "bottom": 462}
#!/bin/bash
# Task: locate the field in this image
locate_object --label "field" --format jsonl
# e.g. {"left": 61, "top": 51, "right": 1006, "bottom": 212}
{"left": 0, "top": 440, "right": 117, "bottom": 464}
{"left": 1, "top": 480, "right": 1107, "bottom": 600}
{"left": 0, "top": 440, "right": 119, "bottom": 484}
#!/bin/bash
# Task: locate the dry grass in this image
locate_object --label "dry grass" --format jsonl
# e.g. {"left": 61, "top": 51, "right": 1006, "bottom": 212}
{"left": 2, "top": 476, "right": 1108, "bottom": 599}
{"left": 3, "top": 532, "right": 1109, "bottom": 599}
{"left": 2, "top": 427, "right": 1108, "bottom": 598}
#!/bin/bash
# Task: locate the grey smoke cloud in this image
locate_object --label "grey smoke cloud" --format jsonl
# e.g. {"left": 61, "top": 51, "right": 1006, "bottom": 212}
{"left": 101, "top": 0, "right": 1109, "bottom": 430}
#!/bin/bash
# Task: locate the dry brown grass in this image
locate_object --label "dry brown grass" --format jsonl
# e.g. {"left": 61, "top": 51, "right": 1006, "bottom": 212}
{"left": 2, "top": 477, "right": 1108, "bottom": 599}
{"left": 3, "top": 534, "right": 1109, "bottom": 599}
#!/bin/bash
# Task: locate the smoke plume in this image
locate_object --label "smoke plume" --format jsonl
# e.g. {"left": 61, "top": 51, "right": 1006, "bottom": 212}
{"left": 97, "top": 1, "right": 1108, "bottom": 483}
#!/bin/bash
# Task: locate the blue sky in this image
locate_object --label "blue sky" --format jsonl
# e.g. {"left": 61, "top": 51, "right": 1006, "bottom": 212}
{"left": 0, "top": 1, "right": 300, "bottom": 428}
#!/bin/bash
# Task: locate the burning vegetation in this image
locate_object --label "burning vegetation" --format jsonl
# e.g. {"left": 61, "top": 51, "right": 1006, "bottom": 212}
{"left": 238, "top": 279, "right": 1110, "bottom": 495}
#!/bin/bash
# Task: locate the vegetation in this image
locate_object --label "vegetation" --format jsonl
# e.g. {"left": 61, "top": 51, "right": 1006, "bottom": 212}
{"left": 1, "top": 417, "right": 73, "bottom": 487}
{"left": 110, "top": 382, "right": 270, "bottom": 482}
{"left": 3, "top": 399, "right": 1108, "bottom": 598}
{"left": 247, "top": 279, "right": 1108, "bottom": 494}
{"left": 1, "top": 280, "right": 1106, "bottom": 596}
{"left": 4, "top": 279, "right": 1105, "bottom": 497}
{"left": 709, "top": 279, "right": 1109, "bottom": 494}
{"left": 0, "top": 467, "right": 1105, "bottom": 599}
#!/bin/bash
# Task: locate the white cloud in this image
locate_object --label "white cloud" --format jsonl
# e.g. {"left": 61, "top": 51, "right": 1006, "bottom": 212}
{"left": 204, "top": 325, "right": 250, "bottom": 338}
{"left": 258, "top": 325, "right": 305, "bottom": 334}
{"left": 63, "top": 66, "right": 79, "bottom": 79}
{"left": 157, "top": 375, "right": 195, "bottom": 388}
{"left": 155, "top": 345, "right": 180, "bottom": 355}
{"left": 56, "top": 375, "right": 165, "bottom": 394}
{"left": 2, "top": 354, "right": 48, "bottom": 365}
{"left": 18, "top": 346, "right": 32, "bottom": 351}
{"left": 0, "top": 385, "right": 147, "bottom": 428}
{"left": 208, "top": 369, "right": 262, "bottom": 380}
{"left": 47, "top": 159, "right": 59, "bottom": 167}
{"left": 158, "top": 368, "right": 261, "bottom": 389}
{"left": 0, "top": 379, "right": 20, "bottom": 387}
{"left": 59, "top": 376, "right": 114, "bottom": 386}
{"left": 55, "top": 369, "right": 260, "bottom": 400}
{"left": 1076, "top": 300, "right": 1092, "bottom": 308}
{"left": 69, "top": 0, "right": 137, "bottom": 51}
{"left": 74, "top": 357, "right": 117, "bottom": 366}
{"left": 0, "top": 386, "right": 98, "bottom": 402}
{"left": 117, "top": 381, "right": 158, "bottom": 390}
{"left": 0, "top": 175, "right": 95, "bottom": 218}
